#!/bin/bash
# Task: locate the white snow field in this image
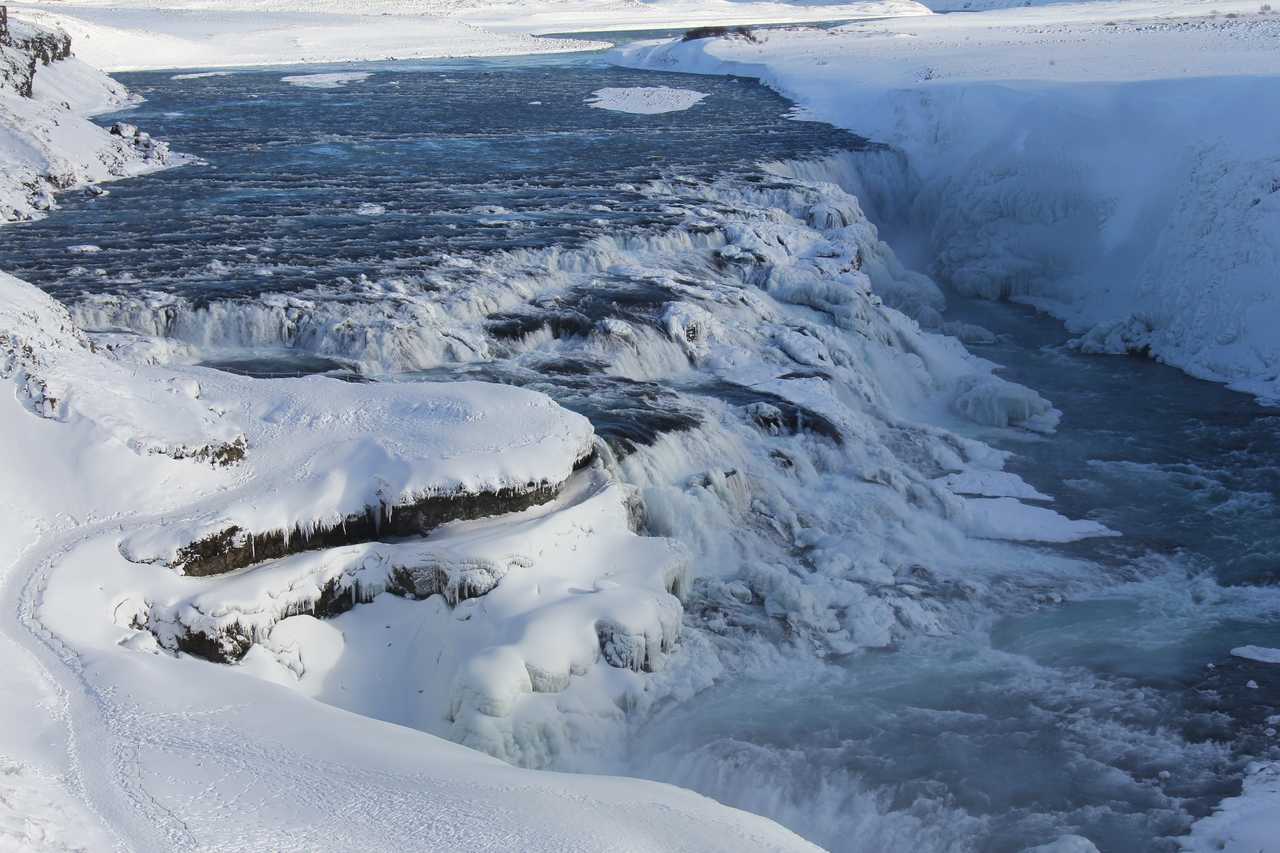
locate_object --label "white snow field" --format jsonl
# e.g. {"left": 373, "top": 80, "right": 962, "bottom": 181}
{"left": 618, "top": 0, "right": 1280, "bottom": 403}
{"left": 9, "top": 0, "right": 929, "bottom": 71}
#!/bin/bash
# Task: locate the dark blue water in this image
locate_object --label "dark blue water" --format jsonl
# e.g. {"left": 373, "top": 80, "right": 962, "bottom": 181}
{"left": 0, "top": 59, "right": 865, "bottom": 300}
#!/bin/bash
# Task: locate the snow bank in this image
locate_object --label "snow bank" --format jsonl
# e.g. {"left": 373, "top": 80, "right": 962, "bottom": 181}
{"left": 0, "top": 20, "right": 175, "bottom": 221}
{"left": 10, "top": 0, "right": 932, "bottom": 72}
{"left": 9, "top": 4, "right": 602, "bottom": 71}
{"left": 586, "top": 86, "right": 709, "bottom": 114}
{"left": 615, "top": 0, "right": 1280, "bottom": 401}
{"left": 1182, "top": 762, "right": 1280, "bottom": 853}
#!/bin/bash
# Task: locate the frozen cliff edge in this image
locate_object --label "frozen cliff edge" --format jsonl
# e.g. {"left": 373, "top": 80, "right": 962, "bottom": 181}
{"left": 0, "top": 12, "right": 175, "bottom": 221}
{"left": 613, "top": 2, "right": 1280, "bottom": 403}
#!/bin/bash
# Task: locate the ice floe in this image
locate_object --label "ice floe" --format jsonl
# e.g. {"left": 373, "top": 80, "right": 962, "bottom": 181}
{"left": 586, "top": 86, "right": 708, "bottom": 114}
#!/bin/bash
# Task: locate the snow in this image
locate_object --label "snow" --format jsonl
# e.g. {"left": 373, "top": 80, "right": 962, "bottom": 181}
{"left": 615, "top": 0, "right": 1280, "bottom": 402}
{"left": 1182, "top": 762, "right": 1280, "bottom": 853}
{"left": 9, "top": 4, "right": 600, "bottom": 71}
{"left": 10, "top": 0, "right": 929, "bottom": 72}
{"left": 586, "top": 86, "right": 709, "bottom": 114}
{"left": 614, "top": 3, "right": 1280, "bottom": 845}
{"left": 281, "top": 70, "right": 372, "bottom": 88}
{"left": 1231, "top": 645, "right": 1280, "bottom": 664}
{"left": 0, "top": 43, "right": 175, "bottom": 222}
{"left": 3, "top": 2, "right": 1273, "bottom": 848}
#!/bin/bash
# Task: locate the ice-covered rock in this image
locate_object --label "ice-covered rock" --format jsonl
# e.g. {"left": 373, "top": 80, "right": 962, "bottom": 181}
{"left": 951, "top": 374, "right": 1061, "bottom": 433}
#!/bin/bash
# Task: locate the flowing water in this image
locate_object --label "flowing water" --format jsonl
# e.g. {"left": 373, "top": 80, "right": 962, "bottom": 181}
{"left": 3, "top": 51, "right": 1277, "bottom": 853}
{"left": 624, "top": 296, "right": 1280, "bottom": 852}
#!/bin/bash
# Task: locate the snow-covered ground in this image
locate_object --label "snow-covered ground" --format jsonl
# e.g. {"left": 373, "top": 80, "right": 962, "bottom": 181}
{"left": 10, "top": 0, "right": 928, "bottom": 71}
{"left": 618, "top": 0, "right": 1280, "bottom": 403}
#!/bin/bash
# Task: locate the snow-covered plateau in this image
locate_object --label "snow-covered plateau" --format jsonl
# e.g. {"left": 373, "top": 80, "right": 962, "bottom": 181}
{"left": 1, "top": 0, "right": 1277, "bottom": 850}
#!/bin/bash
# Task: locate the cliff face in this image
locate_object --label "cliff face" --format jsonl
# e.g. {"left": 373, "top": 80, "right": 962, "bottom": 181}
{"left": 0, "top": 9, "right": 72, "bottom": 98}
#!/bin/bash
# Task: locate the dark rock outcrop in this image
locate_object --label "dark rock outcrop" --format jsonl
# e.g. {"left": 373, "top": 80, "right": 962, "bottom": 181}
{"left": 0, "top": 11, "right": 72, "bottom": 99}
{"left": 175, "top": 455, "right": 591, "bottom": 577}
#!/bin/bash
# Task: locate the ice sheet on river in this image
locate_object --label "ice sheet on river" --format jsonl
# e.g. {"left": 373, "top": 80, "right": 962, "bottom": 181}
{"left": 586, "top": 86, "right": 709, "bottom": 114}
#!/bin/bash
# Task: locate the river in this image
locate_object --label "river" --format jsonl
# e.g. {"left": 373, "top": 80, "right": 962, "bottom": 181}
{"left": 2, "top": 48, "right": 1276, "bottom": 853}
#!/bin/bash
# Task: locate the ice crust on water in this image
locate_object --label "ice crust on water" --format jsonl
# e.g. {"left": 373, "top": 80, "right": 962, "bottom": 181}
{"left": 1231, "top": 646, "right": 1280, "bottom": 665}
{"left": 281, "top": 72, "right": 372, "bottom": 89}
{"left": 586, "top": 86, "right": 709, "bottom": 114}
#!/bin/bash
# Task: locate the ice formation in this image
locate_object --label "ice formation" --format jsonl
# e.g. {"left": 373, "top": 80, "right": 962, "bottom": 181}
{"left": 586, "top": 86, "right": 709, "bottom": 114}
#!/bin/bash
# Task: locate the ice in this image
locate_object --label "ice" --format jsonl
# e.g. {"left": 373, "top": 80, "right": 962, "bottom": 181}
{"left": 1021, "top": 837, "right": 1100, "bottom": 853}
{"left": 963, "top": 497, "right": 1117, "bottom": 543}
{"left": 171, "top": 70, "right": 232, "bottom": 79}
{"left": 936, "top": 469, "right": 1053, "bottom": 501}
{"left": 586, "top": 86, "right": 709, "bottom": 114}
{"left": 282, "top": 72, "right": 372, "bottom": 89}
{"left": 1231, "top": 646, "right": 1280, "bottom": 664}
{"left": 951, "top": 373, "right": 1061, "bottom": 433}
